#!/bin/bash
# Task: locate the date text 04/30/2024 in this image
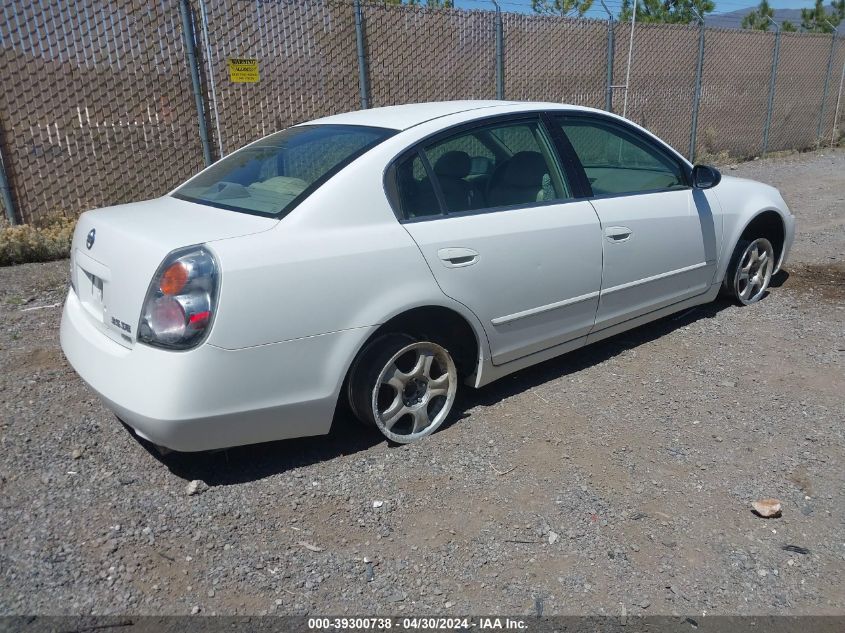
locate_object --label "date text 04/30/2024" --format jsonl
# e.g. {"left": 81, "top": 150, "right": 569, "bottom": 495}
{"left": 308, "top": 617, "right": 528, "bottom": 631}
{"left": 306, "top": 617, "right": 528, "bottom": 630}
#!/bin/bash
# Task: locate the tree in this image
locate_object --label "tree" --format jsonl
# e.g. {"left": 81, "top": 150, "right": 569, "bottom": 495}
{"left": 800, "top": 0, "right": 845, "bottom": 32}
{"left": 531, "top": 0, "right": 595, "bottom": 18}
{"left": 619, "top": 0, "right": 715, "bottom": 24}
{"left": 741, "top": 0, "right": 798, "bottom": 31}
{"left": 741, "top": 0, "right": 774, "bottom": 30}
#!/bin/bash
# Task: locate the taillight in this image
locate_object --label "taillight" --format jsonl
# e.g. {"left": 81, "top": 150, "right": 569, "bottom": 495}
{"left": 138, "top": 246, "right": 219, "bottom": 350}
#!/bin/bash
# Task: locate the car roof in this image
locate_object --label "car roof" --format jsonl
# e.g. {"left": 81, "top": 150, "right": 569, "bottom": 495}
{"left": 304, "top": 100, "right": 591, "bottom": 131}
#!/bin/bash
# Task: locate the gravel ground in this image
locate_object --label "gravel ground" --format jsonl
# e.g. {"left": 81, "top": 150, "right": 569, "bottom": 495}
{"left": 0, "top": 149, "right": 843, "bottom": 617}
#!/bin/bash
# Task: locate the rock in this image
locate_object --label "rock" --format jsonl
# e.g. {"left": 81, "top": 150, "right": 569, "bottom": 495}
{"left": 71, "top": 448, "right": 83, "bottom": 459}
{"left": 372, "top": 500, "right": 384, "bottom": 509}
{"left": 752, "top": 498, "right": 782, "bottom": 518}
{"left": 185, "top": 480, "right": 205, "bottom": 496}
{"left": 548, "top": 531, "right": 559, "bottom": 545}
{"left": 298, "top": 541, "right": 323, "bottom": 552}
{"left": 191, "top": 606, "right": 200, "bottom": 615}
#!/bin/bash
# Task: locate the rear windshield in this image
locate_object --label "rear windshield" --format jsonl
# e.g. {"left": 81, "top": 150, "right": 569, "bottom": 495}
{"left": 173, "top": 124, "right": 395, "bottom": 217}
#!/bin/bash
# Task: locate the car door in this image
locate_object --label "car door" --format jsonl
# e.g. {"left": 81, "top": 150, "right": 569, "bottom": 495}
{"left": 390, "top": 115, "right": 603, "bottom": 366}
{"left": 552, "top": 114, "right": 717, "bottom": 331}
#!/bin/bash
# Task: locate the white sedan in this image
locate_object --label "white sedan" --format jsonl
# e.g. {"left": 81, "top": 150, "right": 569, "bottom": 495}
{"left": 60, "top": 101, "right": 795, "bottom": 451}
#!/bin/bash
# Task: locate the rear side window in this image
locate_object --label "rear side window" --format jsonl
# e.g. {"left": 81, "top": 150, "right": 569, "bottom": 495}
{"left": 395, "top": 119, "right": 572, "bottom": 219}
{"left": 395, "top": 152, "right": 441, "bottom": 219}
{"left": 174, "top": 124, "right": 395, "bottom": 217}
{"left": 554, "top": 117, "right": 686, "bottom": 196}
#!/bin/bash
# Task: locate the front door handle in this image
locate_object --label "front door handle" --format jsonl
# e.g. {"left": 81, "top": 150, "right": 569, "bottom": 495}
{"left": 605, "top": 226, "right": 633, "bottom": 242}
{"left": 437, "top": 247, "right": 479, "bottom": 268}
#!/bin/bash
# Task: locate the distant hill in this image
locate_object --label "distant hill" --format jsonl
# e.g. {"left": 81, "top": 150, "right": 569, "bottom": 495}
{"left": 705, "top": 7, "right": 844, "bottom": 32}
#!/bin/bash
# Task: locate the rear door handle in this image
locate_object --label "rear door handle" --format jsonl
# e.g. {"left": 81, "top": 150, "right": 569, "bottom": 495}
{"left": 605, "top": 226, "right": 633, "bottom": 242}
{"left": 437, "top": 247, "right": 479, "bottom": 268}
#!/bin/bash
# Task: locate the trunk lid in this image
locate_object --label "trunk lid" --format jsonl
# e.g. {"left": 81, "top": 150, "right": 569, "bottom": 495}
{"left": 71, "top": 196, "right": 277, "bottom": 348}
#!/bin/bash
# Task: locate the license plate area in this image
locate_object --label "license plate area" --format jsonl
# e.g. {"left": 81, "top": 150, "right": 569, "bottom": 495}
{"left": 73, "top": 248, "right": 132, "bottom": 348}
{"left": 78, "top": 268, "right": 105, "bottom": 316}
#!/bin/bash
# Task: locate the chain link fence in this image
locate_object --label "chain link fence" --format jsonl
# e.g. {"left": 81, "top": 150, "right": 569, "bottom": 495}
{"left": 0, "top": 0, "right": 207, "bottom": 225}
{"left": 200, "top": 0, "right": 360, "bottom": 155}
{"left": 364, "top": 3, "right": 497, "bottom": 106}
{"left": 1, "top": 0, "right": 843, "bottom": 225}
{"left": 612, "top": 22, "right": 701, "bottom": 153}
{"left": 693, "top": 28, "right": 776, "bottom": 159}
{"left": 502, "top": 13, "right": 607, "bottom": 109}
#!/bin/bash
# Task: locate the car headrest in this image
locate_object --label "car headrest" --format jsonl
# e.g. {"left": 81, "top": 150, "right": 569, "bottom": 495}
{"left": 434, "top": 151, "right": 471, "bottom": 179}
{"left": 501, "top": 151, "right": 547, "bottom": 186}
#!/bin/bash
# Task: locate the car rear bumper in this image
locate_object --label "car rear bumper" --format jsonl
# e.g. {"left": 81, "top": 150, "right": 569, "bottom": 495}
{"left": 60, "top": 290, "right": 372, "bottom": 451}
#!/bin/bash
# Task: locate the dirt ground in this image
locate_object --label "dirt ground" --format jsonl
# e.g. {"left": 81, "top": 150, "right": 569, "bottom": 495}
{"left": 0, "top": 149, "right": 843, "bottom": 617}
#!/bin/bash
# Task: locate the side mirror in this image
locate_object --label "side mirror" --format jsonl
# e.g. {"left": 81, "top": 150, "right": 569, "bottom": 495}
{"left": 692, "top": 164, "right": 722, "bottom": 189}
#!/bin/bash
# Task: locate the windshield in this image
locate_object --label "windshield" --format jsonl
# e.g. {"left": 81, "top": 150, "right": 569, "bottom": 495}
{"left": 173, "top": 124, "right": 395, "bottom": 217}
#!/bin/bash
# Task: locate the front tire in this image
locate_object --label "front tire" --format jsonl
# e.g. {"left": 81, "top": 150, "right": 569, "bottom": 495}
{"left": 725, "top": 237, "right": 775, "bottom": 305}
{"left": 348, "top": 334, "right": 458, "bottom": 444}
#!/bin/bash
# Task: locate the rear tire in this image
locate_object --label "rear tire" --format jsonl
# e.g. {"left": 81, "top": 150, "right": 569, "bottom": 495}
{"left": 724, "top": 237, "right": 775, "bottom": 305}
{"left": 347, "top": 333, "right": 458, "bottom": 443}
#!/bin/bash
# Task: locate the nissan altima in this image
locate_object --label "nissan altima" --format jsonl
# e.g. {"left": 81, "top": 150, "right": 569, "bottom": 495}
{"left": 60, "top": 101, "right": 795, "bottom": 451}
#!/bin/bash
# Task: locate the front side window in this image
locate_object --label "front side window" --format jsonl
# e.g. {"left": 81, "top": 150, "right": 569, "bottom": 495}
{"left": 555, "top": 117, "right": 686, "bottom": 196}
{"left": 395, "top": 119, "right": 572, "bottom": 219}
{"left": 174, "top": 124, "right": 394, "bottom": 217}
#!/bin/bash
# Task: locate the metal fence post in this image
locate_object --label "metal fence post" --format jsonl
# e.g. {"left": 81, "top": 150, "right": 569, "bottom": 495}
{"left": 688, "top": 12, "right": 705, "bottom": 161}
{"left": 816, "top": 29, "right": 838, "bottom": 144}
{"left": 832, "top": 50, "right": 845, "bottom": 147}
{"left": 0, "top": 128, "right": 18, "bottom": 225}
{"left": 601, "top": 0, "right": 614, "bottom": 112}
{"left": 493, "top": 1, "right": 504, "bottom": 100}
{"left": 762, "top": 18, "right": 781, "bottom": 156}
{"left": 197, "top": 0, "right": 224, "bottom": 158}
{"left": 354, "top": 0, "right": 370, "bottom": 109}
{"left": 179, "top": 0, "right": 213, "bottom": 167}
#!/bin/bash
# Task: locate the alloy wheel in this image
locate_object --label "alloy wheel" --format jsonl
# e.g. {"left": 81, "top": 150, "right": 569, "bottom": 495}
{"left": 371, "top": 341, "right": 457, "bottom": 443}
{"left": 734, "top": 238, "right": 774, "bottom": 305}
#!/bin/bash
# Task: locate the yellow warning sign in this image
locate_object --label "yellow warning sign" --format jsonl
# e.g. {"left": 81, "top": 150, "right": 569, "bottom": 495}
{"left": 227, "top": 58, "right": 259, "bottom": 83}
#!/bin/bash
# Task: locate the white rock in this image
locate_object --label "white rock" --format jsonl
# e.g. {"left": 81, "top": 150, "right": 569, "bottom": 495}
{"left": 752, "top": 498, "right": 782, "bottom": 518}
{"left": 548, "top": 531, "right": 559, "bottom": 545}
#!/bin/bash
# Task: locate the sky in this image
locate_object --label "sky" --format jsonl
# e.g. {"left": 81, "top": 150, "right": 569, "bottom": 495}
{"left": 452, "top": 0, "right": 824, "bottom": 20}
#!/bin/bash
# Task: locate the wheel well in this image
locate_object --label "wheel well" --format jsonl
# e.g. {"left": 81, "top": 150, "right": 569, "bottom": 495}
{"left": 740, "top": 210, "right": 785, "bottom": 265}
{"left": 355, "top": 306, "right": 480, "bottom": 380}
